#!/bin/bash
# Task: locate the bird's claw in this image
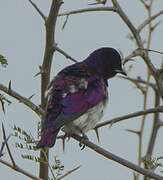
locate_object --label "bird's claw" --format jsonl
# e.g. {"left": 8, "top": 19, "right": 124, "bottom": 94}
{"left": 79, "top": 134, "right": 88, "bottom": 150}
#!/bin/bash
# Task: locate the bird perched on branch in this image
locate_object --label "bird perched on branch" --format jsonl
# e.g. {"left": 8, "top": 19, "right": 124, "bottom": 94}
{"left": 36, "top": 47, "right": 126, "bottom": 149}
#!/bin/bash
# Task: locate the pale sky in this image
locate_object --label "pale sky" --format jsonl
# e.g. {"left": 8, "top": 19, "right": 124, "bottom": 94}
{"left": 0, "top": 0, "right": 163, "bottom": 180}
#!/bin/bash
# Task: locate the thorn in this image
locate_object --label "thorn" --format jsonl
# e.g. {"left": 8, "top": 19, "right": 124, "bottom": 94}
{"left": 151, "top": 20, "right": 161, "bottom": 31}
{"left": 122, "top": 58, "right": 135, "bottom": 65}
{"left": 62, "top": 137, "right": 65, "bottom": 152}
{"left": 34, "top": 66, "right": 44, "bottom": 77}
{"left": 109, "top": 120, "right": 114, "bottom": 128}
{"left": 62, "top": 15, "right": 69, "bottom": 30}
{"left": 133, "top": 172, "right": 137, "bottom": 180}
{"left": 0, "top": 98, "right": 5, "bottom": 114}
{"left": 8, "top": 80, "right": 11, "bottom": 94}
{"left": 125, "top": 129, "right": 140, "bottom": 135}
{"left": 0, "top": 132, "right": 12, "bottom": 157}
{"left": 94, "top": 128, "right": 100, "bottom": 142}
{"left": 28, "top": 94, "right": 35, "bottom": 100}
{"left": 57, "top": 134, "right": 68, "bottom": 152}
{"left": 89, "top": 0, "right": 107, "bottom": 5}
{"left": 57, "top": 165, "right": 81, "bottom": 180}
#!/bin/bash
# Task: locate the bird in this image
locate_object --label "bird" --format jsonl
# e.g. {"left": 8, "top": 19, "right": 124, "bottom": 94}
{"left": 36, "top": 47, "right": 127, "bottom": 149}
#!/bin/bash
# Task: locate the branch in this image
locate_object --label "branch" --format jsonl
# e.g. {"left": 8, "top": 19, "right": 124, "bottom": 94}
{"left": 0, "top": 159, "right": 39, "bottom": 180}
{"left": 40, "top": 0, "right": 63, "bottom": 179}
{"left": 57, "top": 166, "right": 81, "bottom": 180}
{"left": 122, "top": 48, "right": 142, "bottom": 65}
{"left": 111, "top": 0, "right": 157, "bottom": 77}
{"left": 139, "top": 0, "right": 148, "bottom": 8}
{"left": 58, "top": 7, "right": 117, "bottom": 16}
{"left": 138, "top": 10, "right": 163, "bottom": 32}
{"left": 2, "top": 123, "right": 15, "bottom": 167}
{"left": 27, "top": 0, "right": 46, "bottom": 21}
{"left": 112, "top": 0, "right": 141, "bottom": 46}
{"left": 71, "top": 134, "right": 163, "bottom": 180}
{"left": 53, "top": 45, "right": 78, "bottom": 63}
{"left": 0, "top": 83, "right": 44, "bottom": 117}
{"left": 41, "top": 0, "right": 63, "bottom": 107}
{"left": 0, "top": 133, "right": 12, "bottom": 157}
{"left": 119, "top": 76, "right": 157, "bottom": 91}
{"left": 95, "top": 106, "right": 163, "bottom": 129}
{"left": 145, "top": 91, "right": 160, "bottom": 157}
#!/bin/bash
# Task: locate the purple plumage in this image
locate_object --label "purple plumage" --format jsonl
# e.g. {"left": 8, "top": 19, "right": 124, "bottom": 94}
{"left": 36, "top": 47, "right": 126, "bottom": 148}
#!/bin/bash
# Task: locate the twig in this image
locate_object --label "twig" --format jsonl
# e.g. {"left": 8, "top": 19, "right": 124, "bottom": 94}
{"left": 53, "top": 45, "right": 78, "bottom": 63}
{"left": 111, "top": 0, "right": 157, "bottom": 78}
{"left": 137, "top": 10, "right": 163, "bottom": 32}
{"left": 138, "top": 48, "right": 163, "bottom": 55}
{"left": 57, "top": 165, "right": 81, "bottom": 180}
{"left": 0, "top": 83, "right": 44, "bottom": 117}
{"left": 62, "top": 15, "right": 69, "bottom": 30}
{"left": 27, "top": 0, "right": 46, "bottom": 21}
{"left": 119, "top": 76, "right": 157, "bottom": 92}
{"left": 95, "top": 106, "right": 163, "bottom": 129}
{"left": 122, "top": 48, "right": 142, "bottom": 65}
{"left": 0, "top": 159, "right": 39, "bottom": 180}
{"left": 58, "top": 7, "right": 117, "bottom": 16}
{"left": 2, "top": 123, "right": 16, "bottom": 167}
{"left": 0, "top": 133, "right": 12, "bottom": 157}
{"left": 139, "top": 0, "right": 148, "bottom": 9}
{"left": 137, "top": 4, "right": 153, "bottom": 179}
{"left": 71, "top": 134, "right": 163, "bottom": 180}
{"left": 112, "top": 0, "right": 140, "bottom": 45}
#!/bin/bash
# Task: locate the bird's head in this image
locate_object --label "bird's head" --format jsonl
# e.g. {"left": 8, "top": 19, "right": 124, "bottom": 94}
{"left": 86, "top": 47, "right": 127, "bottom": 81}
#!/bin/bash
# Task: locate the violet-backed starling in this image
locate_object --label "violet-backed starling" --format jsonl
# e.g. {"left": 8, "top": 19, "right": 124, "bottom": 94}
{"left": 36, "top": 47, "right": 126, "bottom": 148}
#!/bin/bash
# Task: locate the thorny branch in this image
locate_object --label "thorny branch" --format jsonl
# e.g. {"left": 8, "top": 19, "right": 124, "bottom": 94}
{"left": 137, "top": 10, "right": 163, "bottom": 32}
{"left": 58, "top": 7, "right": 117, "bottom": 16}
{"left": 95, "top": 106, "right": 163, "bottom": 129}
{"left": 1, "top": 0, "right": 163, "bottom": 180}
{"left": 27, "top": 0, "right": 46, "bottom": 21}
{"left": 40, "top": 0, "right": 63, "bottom": 179}
{"left": 0, "top": 159, "right": 39, "bottom": 180}
{"left": 70, "top": 134, "right": 163, "bottom": 180}
{"left": 2, "top": 124, "right": 15, "bottom": 167}
{"left": 0, "top": 83, "right": 44, "bottom": 117}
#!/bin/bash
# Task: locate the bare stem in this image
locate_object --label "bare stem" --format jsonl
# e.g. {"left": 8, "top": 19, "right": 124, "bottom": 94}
{"left": 2, "top": 123, "right": 16, "bottom": 167}
{"left": 53, "top": 45, "right": 77, "bottom": 63}
{"left": 27, "top": 0, "right": 46, "bottom": 21}
{"left": 138, "top": 10, "right": 163, "bottom": 32}
{"left": 71, "top": 134, "right": 163, "bottom": 180}
{"left": 58, "top": 7, "right": 117, "bottom": 16}
{"left": 0, "top": 83, "right": 44, "bottom": 117}
{"left": 95, "top": 106, "right": 163, "bottom": 129}
{"left": 0, "top": 159, "right": 39, "bottom": 180}
{"left": 39, "top": 0, "right": 63, "bottom": 179}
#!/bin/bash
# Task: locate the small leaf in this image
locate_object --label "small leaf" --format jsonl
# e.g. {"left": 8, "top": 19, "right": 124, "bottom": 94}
{"left": 0, "top": 55, "right": 8, "bottom": 67}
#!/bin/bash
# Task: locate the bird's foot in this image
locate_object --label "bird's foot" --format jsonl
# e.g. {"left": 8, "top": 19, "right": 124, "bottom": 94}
{"left": 79, "top": 134, "right": 88, "bottom": 150}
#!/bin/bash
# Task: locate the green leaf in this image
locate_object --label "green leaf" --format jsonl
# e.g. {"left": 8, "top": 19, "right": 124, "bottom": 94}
{"left": 0, "top": 55, "right": 8, "bottom": 67}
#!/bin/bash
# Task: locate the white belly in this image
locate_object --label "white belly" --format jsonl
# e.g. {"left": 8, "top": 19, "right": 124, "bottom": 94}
{"left": 62, "top": 99, "right": 108, "bottom": 135}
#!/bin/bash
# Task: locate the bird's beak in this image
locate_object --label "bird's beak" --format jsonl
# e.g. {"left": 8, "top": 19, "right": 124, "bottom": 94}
{"left": 115, "top": 69, "right": 127, "bottom": 76}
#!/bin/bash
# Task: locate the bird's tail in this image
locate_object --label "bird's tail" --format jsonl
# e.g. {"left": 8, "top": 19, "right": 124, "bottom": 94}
{"left": 36, "top": 129, "right": 60, "bottom": 149}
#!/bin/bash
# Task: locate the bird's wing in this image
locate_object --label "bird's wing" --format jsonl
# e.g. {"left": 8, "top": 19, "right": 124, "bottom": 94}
{"left": 43, "top": 64, "right": 107, "bottom": 133}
